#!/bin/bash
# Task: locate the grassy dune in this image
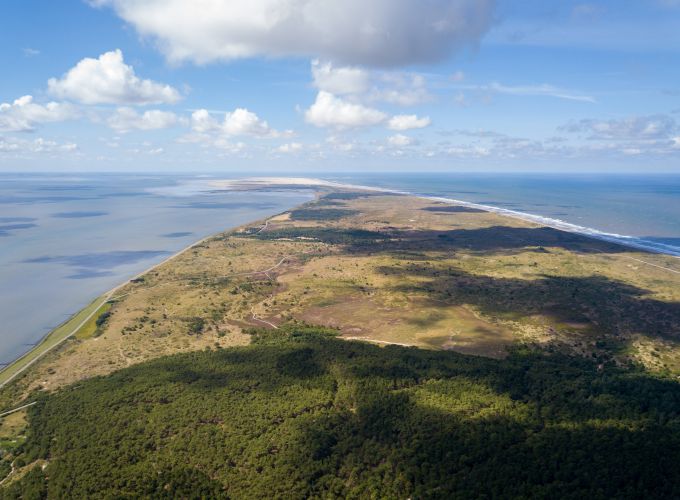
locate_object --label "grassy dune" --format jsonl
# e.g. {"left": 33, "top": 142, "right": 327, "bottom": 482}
{"left": 2, "top": 191, "right": 680, "bottom": 400}
{"left": 2, "top": 190, "right": 680, "bottom": 496}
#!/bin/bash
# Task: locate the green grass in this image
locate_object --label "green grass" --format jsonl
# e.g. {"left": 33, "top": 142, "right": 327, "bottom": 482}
{"left": 0, "top": 295, "right": 110, "bottom": 389}
{"left": 74, "top": 302, "right": 112, "bottom": 340}
{"left": 289, "top": 207, "right": 360, "bottom": 221}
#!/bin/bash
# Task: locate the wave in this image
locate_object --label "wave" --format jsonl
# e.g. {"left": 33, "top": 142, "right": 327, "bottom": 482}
{"left": 155, "top": 177, "right": 680, "bottom": 258}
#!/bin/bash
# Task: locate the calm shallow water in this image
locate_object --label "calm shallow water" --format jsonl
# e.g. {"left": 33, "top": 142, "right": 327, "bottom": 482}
{"left": 2, "top": 172, "right": 679, "bottom": 364}
{"left": 0, "top": 174, "right": 313, "bottom": 363}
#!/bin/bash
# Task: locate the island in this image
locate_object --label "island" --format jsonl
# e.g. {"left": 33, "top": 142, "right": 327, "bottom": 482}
{"left": 2, "top": 186, "right": 680, "bottom": 498}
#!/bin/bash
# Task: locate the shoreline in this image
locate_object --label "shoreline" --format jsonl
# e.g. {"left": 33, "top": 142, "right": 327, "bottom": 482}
{"left": 210, "top": 177, "right": 680, "bottom": 258}
{"left": 2, "top": 180, "right": 678, "bottom": 392}
{"left": 0, "top": 195, "right": 315, "bottom": 391}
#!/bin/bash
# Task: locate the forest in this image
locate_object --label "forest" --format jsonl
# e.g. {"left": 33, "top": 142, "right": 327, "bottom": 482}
{"left": 2, "top": 325, "right": 680, "bottom": 499}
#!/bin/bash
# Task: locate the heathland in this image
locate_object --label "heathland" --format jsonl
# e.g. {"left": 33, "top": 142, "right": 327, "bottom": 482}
{"left": 1, "top": 190, "right": 680, "bottom": 497}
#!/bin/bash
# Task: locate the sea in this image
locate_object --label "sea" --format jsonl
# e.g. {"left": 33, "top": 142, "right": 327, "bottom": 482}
{"left": 0, "top": 173, "right": 314, "bottom": 365}
{"left": 1, "top": 172, "right": 679, "bottom": 364}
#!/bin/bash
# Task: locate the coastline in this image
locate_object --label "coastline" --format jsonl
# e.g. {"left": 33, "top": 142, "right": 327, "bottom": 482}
{"left": 215, "top": 178, "right": 680, "bottom": 258}
{"left": 2, "top": 179, "right": 679, "bottom": 392}
{"left": 0, "top": 194, "right": 316, "bottom": 390}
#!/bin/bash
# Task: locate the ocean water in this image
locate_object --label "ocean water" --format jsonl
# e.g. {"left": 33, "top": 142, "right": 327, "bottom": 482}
{"left": 0, "top": 173, "right": 313, "bottom": 364}
{"left": 2, "top": 172, "right": 679, "bottom": 365}
{"left": 326, "top": 173, "right": 680, "bottom": 256}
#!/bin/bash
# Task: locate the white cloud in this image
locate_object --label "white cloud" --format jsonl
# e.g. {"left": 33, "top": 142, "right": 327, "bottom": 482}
{"left": 223, "top": 108, "right": 277, "bottom": 137}
{"left": 0, "top": 136, "right": 78, "bottom": 154}
{"left": 305, "top": 91, "right": 386, "bottom": 129}
{"left": 191, "top": 108, "right": 289, "bottom": 138}
{"left": 326, "top": 135, "right": 357, "bottom": 152}
{"left": 90, "top": 0, "right": 495, "bottom": 67}
{"left": 278, "top": 142, "right": 303, "bottom": 153}
{"left": 454, "top": 92, "right": 468, "bottom": 107}
{"left": 48, "top": 49, "right": 181, "bottom": 105}
{"left": 190, "top": 109, "right": 219, "bottom": 133}
{"left": 458, "top": 82, "right": 595, "bottom": 103}
{"left": 388, "top": 114, "right": 431, "bottom": 131}
{"left": 488, "top": 82, "right": 595, "bottom": 103}
{"left": 621, "top": 147, "right": 642, "bottom": 156}
{"left": 214, "top": 138, "right": 246, "bottom": 153}
{"left": 108, "top": 107, "right": 179, "bottom": 131}
{"left": 446, "top": 145, "right": 491, "bottom": 157}
{"left": 311, "top": 60, "right": 369, "bottom": 95}
{"left": 0, "top": 95, "right": 78, "bottom": 132}
{"left": 562, "top": 115, "right": 676, "bottom": 139}
{"left": 371, "top": 73, "right": 432, "bottom": 106}
{"left": 387, "top": 134, "right": 414, "bottom": 147}
{"left": 23, "top": 48, "right": 40, "bottom": 57}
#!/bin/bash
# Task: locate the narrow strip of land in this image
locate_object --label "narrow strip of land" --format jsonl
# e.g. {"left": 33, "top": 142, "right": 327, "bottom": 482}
{"left": 0, "top": 234, "right": 299, "bottom": 389}
{"left": 0, "top": 296, "right": 112, "bottom": 389}
{"left": 0, "top": 401, "right": 36, "bottom": 418}
{"left": 623, "top": 256, "right": 680, "bottom": 275}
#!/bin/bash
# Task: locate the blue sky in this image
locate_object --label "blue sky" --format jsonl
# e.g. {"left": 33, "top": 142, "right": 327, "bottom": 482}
{"left": 1, "top": 0, "right": 679, "bottom": 172}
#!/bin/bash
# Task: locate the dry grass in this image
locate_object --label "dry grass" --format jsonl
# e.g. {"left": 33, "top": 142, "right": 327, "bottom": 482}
{"left": 3, "top": 191, "right": 680, "bottom": 405}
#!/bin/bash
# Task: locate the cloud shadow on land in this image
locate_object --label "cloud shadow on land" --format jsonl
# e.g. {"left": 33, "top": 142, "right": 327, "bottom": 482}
{"left": 369, "top": 225, "right": 630, "bottom": 255}
{"left": 249, "top": 224, "right": 632, "bottom": 257}
{"left": 377, "top": 262, "right": 680, "bottom": 340}
{"left": 19, "top": 330, "right": 680, "bottom": 498}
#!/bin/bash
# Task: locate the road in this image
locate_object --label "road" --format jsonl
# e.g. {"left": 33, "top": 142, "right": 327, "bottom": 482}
{"left": 0, "top": 246, "right": 301, "bottom": 389}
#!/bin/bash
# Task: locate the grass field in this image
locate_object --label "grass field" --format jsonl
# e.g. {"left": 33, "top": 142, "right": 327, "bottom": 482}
{"left": 2, "top": 189, "right": 680, "bottom": 496}
{"left": 0, "top": 295, "right": 110, "bottom": 389}
{"left": 2, "top": 190, "right": 680, "bottom": 408}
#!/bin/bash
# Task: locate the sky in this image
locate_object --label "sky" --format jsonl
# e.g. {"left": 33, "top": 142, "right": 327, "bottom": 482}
{"left": 1, "top": 0, "right": 679, "bottom": 173}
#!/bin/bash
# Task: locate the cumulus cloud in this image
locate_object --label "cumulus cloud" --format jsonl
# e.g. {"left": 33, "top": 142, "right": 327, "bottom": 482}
{"left": 311, "top": 60, "right": 369, "bottom": 95}
{"left": 0, "top": 95, "right": 78, "bottom": 132}
{"left": 388, "top": 114, "right": 431, "bottom": 131}
{"left": 90, "top": 0, "right": 495, "bottom": 67}
{"left": 48, "top": 49, "right": 181, "bottom": 105}
{"left": 191, "top": 108, "right": 289, "bottom": 138}
{"left": 305, "top": 91, "right": 387, "bottom": 129}
{"left": 223, "top": 108, "right": 280, "bottom": 137}
{"left": 387, "top": 134, "right": 414, "bottom": 147}
{"left": 107, "top": 107, "right": 179, "bottom": 132}
{"left": 311, "top": 61, "right": 432, "bottom": 109}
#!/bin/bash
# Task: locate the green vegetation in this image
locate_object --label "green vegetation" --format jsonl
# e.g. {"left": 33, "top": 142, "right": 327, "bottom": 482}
{"left": 4, "top": 326, "right": 680, "bottom": 498}
{"left": 2, "top": 193, "right": 680, "bottom": 497}
{"left": 289, "top": 208, "right": 359, "bottom": 221}
{"left": 320, "top": 192, "right": 384, "bottom": 201}
{"left": 0, "top": 460, "right": 10, "bottom": 482}
{"left": 0, "top": 295, "right": 110, "bottom": 389}
{"left": 75, "top": 302, "right": 112, "bottom": 340}
{"left": 249, "top": 227, "right": 386, "bottom": 245}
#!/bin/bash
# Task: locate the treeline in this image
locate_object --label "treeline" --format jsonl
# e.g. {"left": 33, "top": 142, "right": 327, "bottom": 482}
{"left": 3, "top": 326, "right": 680, "bottom": 498}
